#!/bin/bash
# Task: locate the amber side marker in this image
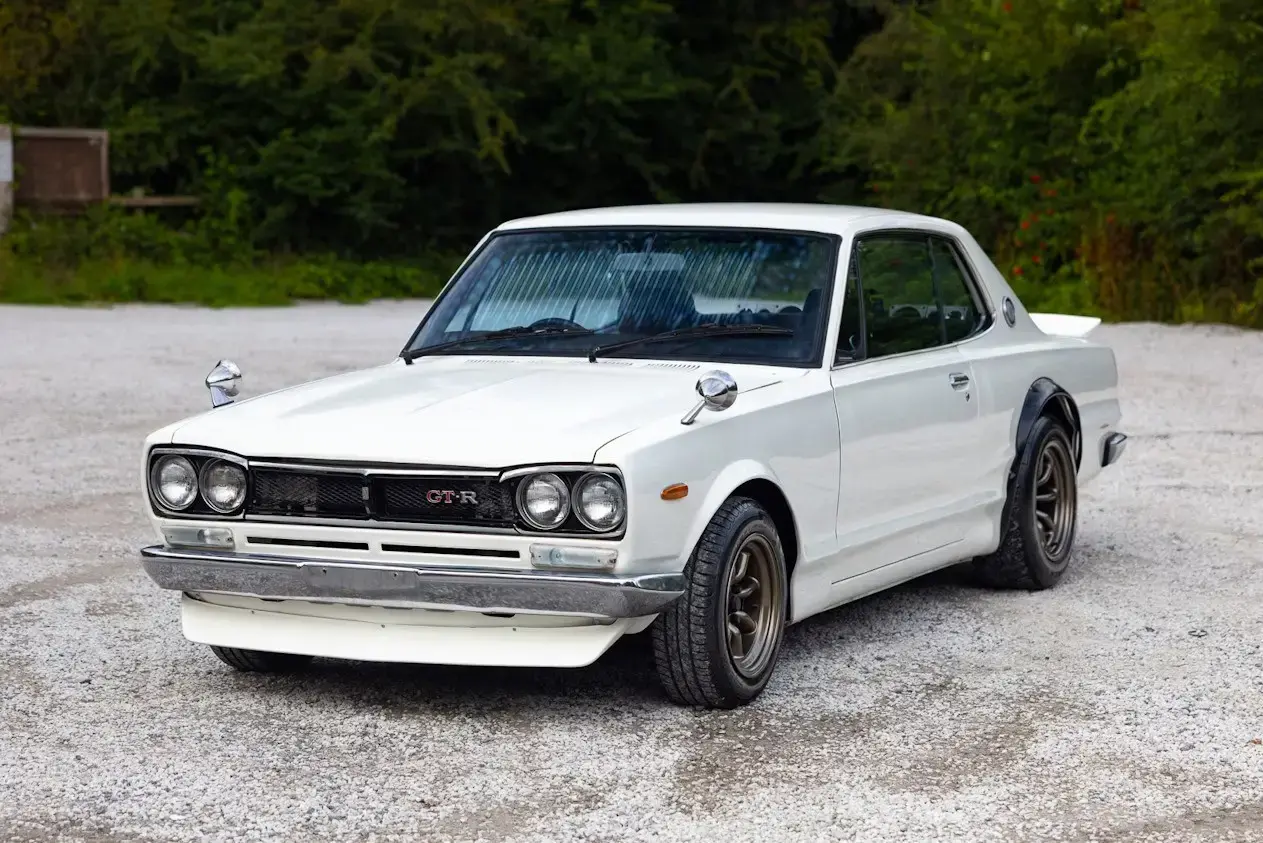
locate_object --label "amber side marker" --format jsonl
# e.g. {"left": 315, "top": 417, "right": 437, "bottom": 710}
{"left": 661, "top": 483, "right": 689, "bottom": 501}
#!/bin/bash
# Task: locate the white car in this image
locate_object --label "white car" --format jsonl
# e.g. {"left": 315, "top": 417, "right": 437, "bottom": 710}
{"left": 139, "top": 203, "right": 1127, "bottom": 708}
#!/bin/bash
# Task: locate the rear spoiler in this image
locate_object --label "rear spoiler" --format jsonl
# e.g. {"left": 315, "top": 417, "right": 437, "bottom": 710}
{"left": 1029, "top": 312, "right": 1102, "bottom": 338}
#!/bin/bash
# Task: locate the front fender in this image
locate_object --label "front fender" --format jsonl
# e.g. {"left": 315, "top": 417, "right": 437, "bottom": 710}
{"left": 679, "top": 459, "right": 783, "bottom": 568}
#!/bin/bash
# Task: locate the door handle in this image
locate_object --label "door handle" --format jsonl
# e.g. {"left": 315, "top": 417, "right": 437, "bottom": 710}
{"left": 949, "top": 372, "right": 971, "bottom": 390}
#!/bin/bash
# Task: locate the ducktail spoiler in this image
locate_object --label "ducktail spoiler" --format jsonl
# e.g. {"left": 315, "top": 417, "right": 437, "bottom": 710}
{"left": 1029, "top": 312, "right": 1102, "bottom": 338}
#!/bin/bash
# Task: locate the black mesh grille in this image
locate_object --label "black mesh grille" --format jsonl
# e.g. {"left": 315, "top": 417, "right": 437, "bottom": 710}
{"left": 245, "top": 468, "right": 515, "bottom": 526}
{"left": 249, "top": 470, "right": 366, "bottom": 518}
{"left": 377, "top": 477, "right": 514, "bottom": 525}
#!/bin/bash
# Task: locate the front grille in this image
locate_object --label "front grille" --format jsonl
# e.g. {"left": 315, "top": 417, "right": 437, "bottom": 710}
{"left": 250, "top": 470, "right": 367, "bottom": 518}
{"left": 378, "top": 477, "right": 514, "bottom": 526}
{"left": 245, "top": 467, "right": 514, "bottom": 527}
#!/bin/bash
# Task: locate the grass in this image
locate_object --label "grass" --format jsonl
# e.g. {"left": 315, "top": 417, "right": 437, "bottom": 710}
{"left": 0, "top": 254, "right": 456, "bottom": 307}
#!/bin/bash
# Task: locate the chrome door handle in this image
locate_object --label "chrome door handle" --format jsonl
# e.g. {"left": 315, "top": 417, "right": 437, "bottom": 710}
{"left": 949, "top": 372, "right": 971, "bottom": 390}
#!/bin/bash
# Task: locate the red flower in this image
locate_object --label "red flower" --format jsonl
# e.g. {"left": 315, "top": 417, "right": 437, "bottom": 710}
{"left": 1044, "top": 188, "right": 1058, "bottom": 197}
{"left": 1031, "top": 255, "right": 1041, "bottom": 265}
{"left": 1012, "top": 266, "right": 1024, "bottom": 276}
{"left": 1030, "top": 174, "right": 1042, "bottom": 184}
{"left": 1020, "top": 220, "right": 1031, "bottom": 231}
{"left": 1002, "top": 2, "right": 1013, "bottom": 12}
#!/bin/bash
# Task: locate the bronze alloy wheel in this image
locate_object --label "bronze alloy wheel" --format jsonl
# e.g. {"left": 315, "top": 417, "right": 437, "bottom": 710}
{"left": 723, "top": 533, "right": 785, "bottom": 679}
{"left": 1033, "top": 435, "right": 1077, "bottom": 562}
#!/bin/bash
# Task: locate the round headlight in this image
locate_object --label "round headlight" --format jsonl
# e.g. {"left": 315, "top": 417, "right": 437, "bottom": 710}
{"left": 575, "top": 473, "right": 626, "bottom": 532}
{"left": 517, "top": 473, "right": 570, "bottom": 530}
{"left": 151, "top": 455, "right": 198, "bottom": 511}
{"left": 200, "top": 460, "right": 248, "bottom": 513}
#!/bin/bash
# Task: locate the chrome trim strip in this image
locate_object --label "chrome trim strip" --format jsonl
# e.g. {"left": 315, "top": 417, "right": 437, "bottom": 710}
{"left": 249, "top": 461, "right": 500, "bottom": 477}
{"left": 153, "top": 446, "right": 249, "bottom": 467}
{"left": 140, "top": 545, "right": 683, "bottom": 619}
{"left": 499, "top": 464, "right": 624, "bottom": 482}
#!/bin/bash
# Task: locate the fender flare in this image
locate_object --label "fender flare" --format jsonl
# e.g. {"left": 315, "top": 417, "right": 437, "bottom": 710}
{"left": 1000, "top": 378, "right": 1082, "bottom": 530}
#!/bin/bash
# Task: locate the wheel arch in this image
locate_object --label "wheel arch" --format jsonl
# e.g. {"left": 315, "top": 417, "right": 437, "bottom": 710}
{"left": 1001, "top": 378, "right": 1082, "bottom": 528}
{"left": 683, "top": 463, "right": 801, "bottom": 613}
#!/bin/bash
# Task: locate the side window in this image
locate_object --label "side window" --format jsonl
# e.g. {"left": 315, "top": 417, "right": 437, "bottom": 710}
{"left": 854, "top": 235, "right": 941, "bottom": 358}
{"left": 930, "top": 237, "right": 986, "bottom": 343}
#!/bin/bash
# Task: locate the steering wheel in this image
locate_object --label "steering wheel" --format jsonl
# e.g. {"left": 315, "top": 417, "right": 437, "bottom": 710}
{"left": 528, "top": 317, "right": 587, "bottom": 331}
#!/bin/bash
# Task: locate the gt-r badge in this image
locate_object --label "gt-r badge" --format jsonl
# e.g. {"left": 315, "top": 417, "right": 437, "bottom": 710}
{"left": 425, "top": 490, "right": 478, "bottom": 504}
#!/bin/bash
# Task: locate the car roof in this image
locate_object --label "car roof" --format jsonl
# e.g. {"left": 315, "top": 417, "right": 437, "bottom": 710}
{"left": 494, "top": 202, "right": 955, "bottom": 238}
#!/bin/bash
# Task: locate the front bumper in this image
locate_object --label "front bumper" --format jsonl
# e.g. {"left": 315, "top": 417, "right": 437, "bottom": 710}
{"left": 140, "top": 545, "right": 684, "bottom": 619}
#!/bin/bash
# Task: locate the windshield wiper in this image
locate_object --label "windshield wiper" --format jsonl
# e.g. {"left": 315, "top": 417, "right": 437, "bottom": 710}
{"left": 587, "top": 323, "right": 794, "bottom": 362}
{"left": 402, "top": 325, "right": 594, "bottom": 363}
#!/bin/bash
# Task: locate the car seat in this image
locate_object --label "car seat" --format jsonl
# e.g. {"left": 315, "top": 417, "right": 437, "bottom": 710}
{"left": 618, "top": 273, "right": 699, "bottom": 333}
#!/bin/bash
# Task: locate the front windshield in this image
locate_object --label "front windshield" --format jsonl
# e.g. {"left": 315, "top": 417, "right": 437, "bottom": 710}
{"left": 405, "top": 228, "right": 838, "bottom": 366}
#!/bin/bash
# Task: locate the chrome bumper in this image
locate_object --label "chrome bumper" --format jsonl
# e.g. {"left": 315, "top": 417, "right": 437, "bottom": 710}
{"left": 139, "top": 546, "right": 684, "bottom": 619}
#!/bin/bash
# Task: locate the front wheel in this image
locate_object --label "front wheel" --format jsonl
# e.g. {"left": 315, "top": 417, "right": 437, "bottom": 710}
{"left": 652, "top": 497, "right": 789, "bottom": 709}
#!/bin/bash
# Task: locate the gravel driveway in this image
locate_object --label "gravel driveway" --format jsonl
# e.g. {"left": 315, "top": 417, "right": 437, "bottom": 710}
{"left": 1, "top": 303, "right": 1260, "bottom": 842}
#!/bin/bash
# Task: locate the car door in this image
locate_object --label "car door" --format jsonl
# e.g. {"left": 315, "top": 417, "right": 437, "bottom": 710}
{"left": 827, "top": 230, "right": 984, "bottom": 582}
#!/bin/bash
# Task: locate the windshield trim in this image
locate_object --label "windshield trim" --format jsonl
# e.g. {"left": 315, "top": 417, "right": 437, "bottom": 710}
{"left": 398, "top": 225, "right": 842, "bottom": 370}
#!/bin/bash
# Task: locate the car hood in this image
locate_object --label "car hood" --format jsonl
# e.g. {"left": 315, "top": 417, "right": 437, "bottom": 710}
{"left": 165, "top": 356, "right": 793, "bottom": 467}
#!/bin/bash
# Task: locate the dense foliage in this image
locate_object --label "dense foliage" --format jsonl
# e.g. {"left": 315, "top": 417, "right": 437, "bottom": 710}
{"left": 1, "top": 0, "right": 1261, "bottom": 324}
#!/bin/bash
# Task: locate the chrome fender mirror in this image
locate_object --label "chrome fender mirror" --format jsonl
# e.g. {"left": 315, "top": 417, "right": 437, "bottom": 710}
{"left": 681, "top": 370, "right": 737, "bottom": 425}
{"left": 205, "top": 359, "right": 242, "bottom": 408}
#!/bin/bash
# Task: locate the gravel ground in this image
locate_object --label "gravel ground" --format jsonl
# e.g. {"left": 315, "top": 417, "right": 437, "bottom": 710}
{"left": 1, "top": 302, "right": 1261, "bottom": 843}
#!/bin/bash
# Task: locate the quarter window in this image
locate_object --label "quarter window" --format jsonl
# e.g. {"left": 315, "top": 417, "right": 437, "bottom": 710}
{"left": 842, "top": 232, "right": 987, "bottom": 361}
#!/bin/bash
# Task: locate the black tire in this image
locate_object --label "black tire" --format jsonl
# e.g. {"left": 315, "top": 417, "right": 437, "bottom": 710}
{"left": 652, "top": 497, "right": 789, "bottom": 709}
{"left": 209, "top": 646, "right": 314, "bottom": 673}
{"left": 973, "top": 414, "right": 1079, "bottom": 590}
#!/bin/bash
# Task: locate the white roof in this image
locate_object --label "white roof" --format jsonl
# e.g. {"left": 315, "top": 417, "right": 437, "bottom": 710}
{"left": 495, "top": 202, "right": 957, "bottom": 237}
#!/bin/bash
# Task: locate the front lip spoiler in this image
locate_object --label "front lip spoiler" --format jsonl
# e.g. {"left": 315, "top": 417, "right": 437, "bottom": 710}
{"left": 139, "top": 546, "right": 683, "bottom": 619}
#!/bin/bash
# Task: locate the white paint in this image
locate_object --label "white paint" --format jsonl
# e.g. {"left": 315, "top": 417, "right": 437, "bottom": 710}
{"left": 181, "top": 594, "right": 650, "bottom": 667}
{"left": 142, "top": 202, "right": 1126, "bottom": 667}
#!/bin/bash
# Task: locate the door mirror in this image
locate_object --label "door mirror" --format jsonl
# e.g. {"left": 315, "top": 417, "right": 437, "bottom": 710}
{"left": 680, "top": 370, "right": 738, "bottom": 425}
{"left": 205, "top": 359, "right": 242, "bottom": 408}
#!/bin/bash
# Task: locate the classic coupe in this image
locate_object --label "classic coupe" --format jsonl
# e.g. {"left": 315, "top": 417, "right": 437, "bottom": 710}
{"left": 140, "top": 203, "right": 1126, "bottom": 708}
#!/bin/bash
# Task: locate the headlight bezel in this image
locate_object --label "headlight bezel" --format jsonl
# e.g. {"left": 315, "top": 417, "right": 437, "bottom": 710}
{"left": 507, "top": 465, "right": 627, "bottom": 537}
{"left": 147, "top": 447, "right": 250, "bottom": 518}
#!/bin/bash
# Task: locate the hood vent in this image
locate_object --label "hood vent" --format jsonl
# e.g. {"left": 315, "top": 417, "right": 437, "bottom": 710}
{"left": 640, "top": 362, "right": 699, "bottom": 371}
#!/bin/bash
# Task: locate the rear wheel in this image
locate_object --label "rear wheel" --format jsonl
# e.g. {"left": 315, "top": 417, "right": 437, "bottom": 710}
{"left": 974, "top": 415, "right": 1079, "bottom": 589}
{"left": 210, "top": 646, "right": 313, "bottom": 673}
{"left": 652, "top": 497, "right": 788, "bottom": 709}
